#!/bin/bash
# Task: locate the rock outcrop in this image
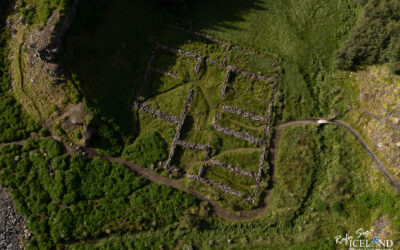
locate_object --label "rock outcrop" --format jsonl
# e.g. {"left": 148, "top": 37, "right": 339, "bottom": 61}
{"left": 0, "top": 186, "right": 30, "bottom": 250}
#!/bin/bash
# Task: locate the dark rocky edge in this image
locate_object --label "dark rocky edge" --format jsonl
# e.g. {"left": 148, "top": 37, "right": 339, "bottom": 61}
{"left": 0, "top": 186, "right": 30, "bottom": 250}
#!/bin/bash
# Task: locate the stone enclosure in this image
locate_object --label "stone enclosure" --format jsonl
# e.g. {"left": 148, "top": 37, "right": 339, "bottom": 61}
{"left": 134, "top": 24, "right": 280, "bottom": 203}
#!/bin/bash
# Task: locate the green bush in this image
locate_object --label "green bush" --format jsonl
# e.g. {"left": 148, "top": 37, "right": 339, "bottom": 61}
{"left": 38, "top": 138, "right": 63, "bottom": 158}
{"left": 122, "top": 132, "right": 168, "bottom": 167}
{"left": 20, "top": 0, "right": 71, "bottom": 26}
{"left": 90, "top": 120, "right": 123, "bottom": 156}
{"left": 334, "top": 0, "right": 400, "bottom": 73}
{"left": 0, "top": 139, "right": 198, "bottom": 247}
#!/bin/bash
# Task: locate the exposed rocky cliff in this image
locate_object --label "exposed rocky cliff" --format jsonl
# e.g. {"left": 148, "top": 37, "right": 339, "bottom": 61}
{"left": 0, "top": 186, "right": 30, "bottom": 250}
{"left": 348, "top": 65, "right": 400, "bottom": 179}
{"left": 7, "top": 0, "right": 81, "bottom": 122}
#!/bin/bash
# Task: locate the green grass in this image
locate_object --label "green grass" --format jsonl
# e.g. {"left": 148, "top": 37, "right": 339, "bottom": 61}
{"left": 172, "top": 147, "right": 207, "bottom": 171}
{"left": 213, "top": 148, "right": 261, "bottom": 173}
{"left": 222, "top": 74, "right": 273, "bottom": 116}
{"left": 0, "top": 138, "right": 199, "bottom": 249}
{"left": 144, "top": 82, "right": 192, "bottom": 117}
{"left": 204, "top": 166, "right": 256, "bottom": 197}
{"left": 219, "top": 114, "right": 265, "bottom": 139}
{"left": 227, "top": 47, "right": 280, "bottom": 75}
{"left": 39, "top": 0, "right": 400, "bottom": 248}
{"left": 136, "top": 111, "right": 176, "bottom": 146}
{"left": 160, "top": 26, "right": 228, "bottom": 61}
{"left": 180, "top": 0, "right": 361, "bottom": 121}
{"left": 222, "top": 110, "right": 265, "bottom": 128}
{"left": 263, "top": 125, "right": 317, "bottom": 225}
{"left": 19, "top": 0, "right": 71, "bottom": 26}
{"left": 0, "top": 22, "right": 39, "bottom": 142}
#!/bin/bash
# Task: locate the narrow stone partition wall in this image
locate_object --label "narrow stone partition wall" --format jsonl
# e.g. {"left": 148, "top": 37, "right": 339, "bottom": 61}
{"left": 134, "top": 102, "right": 179, "bottom": 124}
{"left": 224, "top": 68, "right": 232, "bottom": 83}
{"left": 194, "top": 57, "right": 204, "bottom": 76}
{"left": 213, "top": 114, "right": 265, "bottom": 145}
{"left": 198, "top": 165, "right": 207, "bottom": 177}
{"left": 209, "top": 159, "right": 256, "bottom": 178}
{"left": 253, "top": 77, "right": 279, "bottom": 198}
{"left": 220, "top": 85, "right": 228, "bottom": 99}
{"left": 176, "top": 140, "right": 210, "bottom": 151}
{"left": 159, "top": 44, "right": 201, "bottom": 59}
{"left": 222, "top": 105, "right": 267, "bottom": 122}
{"left": 205, "top": 58, "right": 225, "bottom": 67}
{"left": 137, "top": 52, "right": 157, "bottom": 99}
{"left": 163, "top": 88, "right": 195, "bottom": 172}
{"left": 188, "top": 175, "right": 254, "bottom": 202}
{"left": 223, "top": 44, "right": 232, "bottom": 66}
{"left": 150, "top": 67, "right": 178, "bottom": 78}
{"left": 158, "top": 43, "right": 274, "bottom": 83}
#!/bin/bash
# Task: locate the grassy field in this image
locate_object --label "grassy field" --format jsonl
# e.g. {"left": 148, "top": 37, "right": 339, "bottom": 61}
{"left": 122, "top": 23, "right": 278, "bottom": 204}
{"left": 0, "top": 3, "right": 39, "bottom": 142}
{"left": 180, "top": 0, "right": 361, "bottom": 122}
{"left": 65, "top": 124, "right": 400, "bottom": 249}
{"left": 5, "top": 0, "right": 396, "bottom": 248}
{"left": 61, "top": 0, "right": 365, "bottom": 208}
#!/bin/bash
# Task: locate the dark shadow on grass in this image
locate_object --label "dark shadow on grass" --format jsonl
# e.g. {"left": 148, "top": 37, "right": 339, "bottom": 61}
{"left": 61, "top": 0, "right": 265, "bottom": 142}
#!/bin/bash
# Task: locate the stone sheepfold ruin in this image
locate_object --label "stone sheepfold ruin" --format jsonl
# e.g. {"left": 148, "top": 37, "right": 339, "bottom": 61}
{"left": 134, "top": 24, "right": 280, "bottom": 203}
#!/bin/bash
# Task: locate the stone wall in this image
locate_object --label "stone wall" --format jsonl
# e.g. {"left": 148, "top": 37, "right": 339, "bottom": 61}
{"left": 213, "top": 114, "right": 264, "bottom": 145}
{"left": 222, "top": 105, "right": 267, "bottom": 122}
{"left": 134, "top": 102, "right": 179, "bottom": 124}
{"left": 209, "top": 159, "right": 256, "bottom": 178}
{"left": 163, "top": 89, "right": 195, "bottom": 172}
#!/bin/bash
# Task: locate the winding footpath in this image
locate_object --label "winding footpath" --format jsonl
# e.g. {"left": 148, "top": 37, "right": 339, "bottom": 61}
{"left": 272, "top": 120, "right": 400, "bottom": 196}
{"left": 1, "top": 119, "right": 400, "bottom": 221}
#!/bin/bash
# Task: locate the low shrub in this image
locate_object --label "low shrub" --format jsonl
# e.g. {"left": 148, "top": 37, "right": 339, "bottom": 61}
{"left": 122, "top": 132, "right": 168, "bottom": 167}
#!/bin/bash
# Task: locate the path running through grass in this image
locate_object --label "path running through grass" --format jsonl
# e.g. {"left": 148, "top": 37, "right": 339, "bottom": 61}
{"left": 1, "top": 119, "right": 399, "bottom": 221}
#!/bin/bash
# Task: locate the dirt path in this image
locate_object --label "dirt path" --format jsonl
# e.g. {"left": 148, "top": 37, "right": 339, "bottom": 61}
{"left": 271, "top": 120, "right": 400, "bottom": 195}
{"left": 2, "top": 119, "right": 399, "bottom": 221}
{"left": 84, "top": 148, "right": 266, "bottom": 221}
{"left": 42, "top": 103, "right": 84, "bottom": 128}
{"left": 0, "top": 139, "right": 28, "bottom": 148}
{"left": 331, "top": 120, "right": 400, "bottom": 195}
